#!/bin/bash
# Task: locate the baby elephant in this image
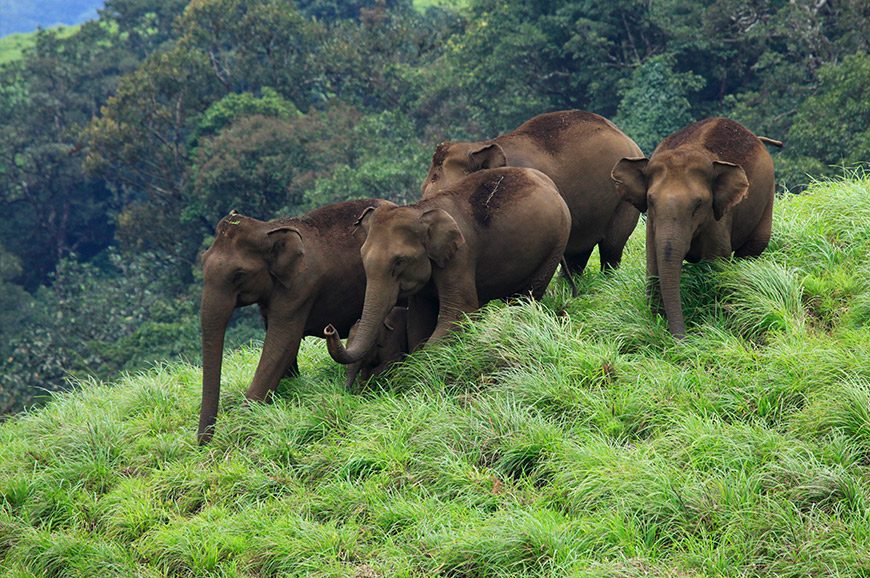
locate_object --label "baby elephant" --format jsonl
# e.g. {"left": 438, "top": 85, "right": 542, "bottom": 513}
{"left": 324, "top": 166, "right": 571, "bottom": 365}
{"left": 345, "top": 306, "right": 409, "bottom": 389}
{"left": 611, "top": 117, "right": 782, "bottom": 337}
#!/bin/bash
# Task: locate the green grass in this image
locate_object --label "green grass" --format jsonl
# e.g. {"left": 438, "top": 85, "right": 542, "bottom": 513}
{"left": 3, "top": 175, "right": 870, "bottom": 576}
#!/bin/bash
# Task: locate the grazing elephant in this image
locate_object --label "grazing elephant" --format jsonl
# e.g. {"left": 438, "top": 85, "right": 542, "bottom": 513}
{"left": 198, "top": 199, "right": 386, "bottom": 444}
{"left": 610, "top": 117, "right": 782, "bottom": 337}
{"left": 420, "top": 110, "right": 643, "bottom": 274}
{"left": 324, "top": 167, "right": 571, "bottom": 365}
{"left": 345, "top": 306, "right": 409, "bottom": 389}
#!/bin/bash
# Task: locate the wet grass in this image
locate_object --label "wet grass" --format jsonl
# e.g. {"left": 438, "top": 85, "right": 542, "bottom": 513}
{"left": 2, "top": 176, "right": 870, "bottom": 576}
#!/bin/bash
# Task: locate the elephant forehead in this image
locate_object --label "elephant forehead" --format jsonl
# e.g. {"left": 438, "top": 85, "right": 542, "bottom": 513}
{"left": 430, "top": 142, "right": 455, "bottom": 167}
{"left": 649, "top": 150, "right": 711, "bottom": 177}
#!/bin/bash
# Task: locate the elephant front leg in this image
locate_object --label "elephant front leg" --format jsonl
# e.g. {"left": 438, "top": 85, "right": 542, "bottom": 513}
{"left": 427, "top": 276, "right": 479, "bottom": 345}
{"left": 246, "top": 318, "right": 306, "bottom": 402}
{"left": 407, "top": 294, "right": 439, "bottom": 352}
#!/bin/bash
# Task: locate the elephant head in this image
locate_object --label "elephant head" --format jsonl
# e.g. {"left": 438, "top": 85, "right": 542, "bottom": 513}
{"left": 421, "top": 141, "right": 507, "bottom": 197}
{"left": 611, "top": 152, "right": 749, "bottom": 336}
{"left": 325, "top": 203, "right": 464, "bottom": 364}
{"left": 198, "top": 211, "right": 305, "bottom": 444}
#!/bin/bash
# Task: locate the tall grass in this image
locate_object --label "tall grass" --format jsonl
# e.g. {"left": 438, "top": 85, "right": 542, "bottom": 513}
{"left": 1, "top": 176, "right": 870, "bottom": 576}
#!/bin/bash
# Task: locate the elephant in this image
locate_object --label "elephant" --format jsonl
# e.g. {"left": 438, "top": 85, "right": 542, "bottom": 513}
{"left": 324, "top": 166, "right": 571, "bottom": 365}
{"left": 345, "top": 306, "right": 409, "bottom": 389}
{"left": 420, "top": 110, "right": 644, "bottom": 276}
{"left": 610, "top": 117, "right": 782, "bottom": 338}
{"left": 198, "top": 199, "right": 387, "bottom": 444}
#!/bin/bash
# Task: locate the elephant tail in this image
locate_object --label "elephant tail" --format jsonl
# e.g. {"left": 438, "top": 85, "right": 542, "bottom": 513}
{"left": 758, "top": 136, "right": 783, "bottom": 148}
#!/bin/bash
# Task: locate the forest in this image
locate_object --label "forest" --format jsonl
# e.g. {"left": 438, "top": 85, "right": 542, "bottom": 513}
{"left": 1, "top": 0, "right": 870, "bottom": 414}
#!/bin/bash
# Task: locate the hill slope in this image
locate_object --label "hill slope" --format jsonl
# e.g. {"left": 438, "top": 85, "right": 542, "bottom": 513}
{"left": 2, "top": 177, "right": 870, "bottom": 576}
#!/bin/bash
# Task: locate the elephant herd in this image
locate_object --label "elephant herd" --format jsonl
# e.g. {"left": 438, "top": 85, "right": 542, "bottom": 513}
{"left": 197, "top": 111, "right": 781, "bottom": 444}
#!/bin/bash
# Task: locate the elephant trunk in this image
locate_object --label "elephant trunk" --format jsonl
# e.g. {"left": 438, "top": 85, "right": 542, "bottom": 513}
{"left": 326, "top": 284, "right": 398, "bottom": 365}
{"left": 198, "top": 293, "right": 235, "bottom": 445}
{"left": 655, "top": 234, "right": 690, "bottom": 338}
{"left": 345, "top": 361, "right": 364, "bottom": 390}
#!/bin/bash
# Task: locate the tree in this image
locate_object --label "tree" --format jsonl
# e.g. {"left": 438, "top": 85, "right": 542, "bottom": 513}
{"left": 614, "top": 55, "right": 705, "bottom": 154}
{"left": 782, "top": 52, "right": 870, "bottom": 185}
{"left": 0, "top": 24, "right": 130, "bottom": 288}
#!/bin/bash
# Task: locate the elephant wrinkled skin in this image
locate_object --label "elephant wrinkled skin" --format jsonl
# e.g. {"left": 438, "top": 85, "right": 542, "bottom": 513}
{"left": 421, "top": 110, "right": 643, "bottom": 274}
{"left": 198, "top": 199, "right": 385, "bottom": 444}
{"left": 611, "top": 117, "right": 781, "bottom": 337}
{"left": 325, "top": 167, "right": 571, "bottom": 365}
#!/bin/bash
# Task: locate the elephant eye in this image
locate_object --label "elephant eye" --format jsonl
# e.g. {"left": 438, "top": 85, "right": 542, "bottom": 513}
{"left": 692, "top": 199, "right": 703, "bottom": 215}
{"left": 233, "top": 270, "right": 245, "bottom": 283}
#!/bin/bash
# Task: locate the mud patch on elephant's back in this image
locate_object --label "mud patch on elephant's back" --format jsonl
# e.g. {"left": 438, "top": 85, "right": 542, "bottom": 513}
{"left": 468, "top": 171, "right": 533, "bottom": 227}
{"left": 658, "top": 118, "right": 758, "bottom": 168}
{"left": 702, "top": 119, "right": 758, "bottom": 168}
{"left": 512, "top": 110, "right": 610, "bottom": 154}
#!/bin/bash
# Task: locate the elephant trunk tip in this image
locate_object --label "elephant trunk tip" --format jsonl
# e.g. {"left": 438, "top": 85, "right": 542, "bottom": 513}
{"left": 325, "top": 323, "right": 357, "bottom": 364}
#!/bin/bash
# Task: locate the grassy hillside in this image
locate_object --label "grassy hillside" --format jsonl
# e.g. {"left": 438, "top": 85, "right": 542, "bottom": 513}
{"left": 0, "top": 25, "right": 79, "bottom": 65}
{"left": 2, "top": 176, "right": 870, "bottom": 577}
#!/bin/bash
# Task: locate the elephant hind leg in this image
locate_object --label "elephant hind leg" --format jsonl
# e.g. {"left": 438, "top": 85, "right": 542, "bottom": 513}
{"left": 563, "top": 247, "right": 593, "bottom": 276}
{"left": 528, "top": 247, "right": 566, "bottom": 301}
{"left": 599, "top": 200, "right": 641, "bottom": 270}
{"left": 735, "top": 199, "right": 773, "bottom": 258}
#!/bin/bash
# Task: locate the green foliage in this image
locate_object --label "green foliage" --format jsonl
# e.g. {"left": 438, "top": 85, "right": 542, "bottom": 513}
{"left": 614, "top": 54, "right": 705, "bottom": 155}
{"left": 192, "top": 87, "right": 300, "bottom": 142}
{"left": 2, "top": 178, "right": 870, "bottom": 576}
{"left": 787, "top": 52, "right": 870, "bottom": 175}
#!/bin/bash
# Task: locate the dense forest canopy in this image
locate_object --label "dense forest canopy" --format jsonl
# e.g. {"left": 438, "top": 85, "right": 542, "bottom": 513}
{"left": 1, "top": 0, "right": 869, "bottom": 414}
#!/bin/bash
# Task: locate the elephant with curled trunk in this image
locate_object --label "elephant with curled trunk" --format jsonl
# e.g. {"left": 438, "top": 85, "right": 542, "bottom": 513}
{"left": 324, "top": 167, "right": 571, "bottom": 365}
{"left": 420, "top": 110, "right": 643, "bottom": 275}
{"left": 198, "top": 199, "right": 386, "bottom": 444}
{"left": 611, "top": 117, "right": 782, "bottom": 337}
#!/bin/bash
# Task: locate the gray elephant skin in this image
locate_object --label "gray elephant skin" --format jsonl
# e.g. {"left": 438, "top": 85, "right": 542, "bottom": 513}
{"left": 324, "top": 167, "right": 572, "bottom": 366}
{"left": 420, "top": 110, "right": 643, "bottom": 274}
{"left": 198, "top": 199, "right": 386, "bottom": 444}
{"left": 611, "top": 117, "right": 782, "bottom": 337}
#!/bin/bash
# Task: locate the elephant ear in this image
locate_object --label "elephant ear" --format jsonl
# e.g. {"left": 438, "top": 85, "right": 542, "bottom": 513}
{"left": 611, "top": 157, "right": 650, "bottom": 213}
{"left": 421, "top": 208, "right": 465, "bottom": 268}
{"left": 266, "top": 226, "right": 305, "bottom": 288}
{"left": 352, "top": 206, "right": 379, "bottom": 243}
{"left": 712, "top": 161, "right": 750, "bottom": 221}
{"left": 468, "top": 143, "right": 508, "bottom": 172}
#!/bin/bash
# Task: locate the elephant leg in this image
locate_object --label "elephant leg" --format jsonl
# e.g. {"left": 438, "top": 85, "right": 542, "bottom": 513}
{"left": 735, "top": 199, "right": 773, "bottom": 258}
{"left": 427, "top": 276, "right": 478, "bottom": 345}
{"left": 284, "top": 359, "right": 300, "bottom": 378}
{"left": 599, "top": 201, "right": 641, "bottom": 270}
{"left": 563, "top": 247, "right": 593, "bottom": 276}
{"left": 246, "top": 319, "right": 305, "bottom": 402}
{"left": 529, "top": 247, "right": 565, "bottom": 301}
{"left": 408, "top": 294, "right": 439, "bottom": 352}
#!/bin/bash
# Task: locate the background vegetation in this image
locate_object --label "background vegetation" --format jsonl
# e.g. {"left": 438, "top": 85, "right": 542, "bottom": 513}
{"left": 0, "top": 0, "right": 869, "bottom": 413}
{"left": 1, "top": 175, "right": 869, "bottom": 576}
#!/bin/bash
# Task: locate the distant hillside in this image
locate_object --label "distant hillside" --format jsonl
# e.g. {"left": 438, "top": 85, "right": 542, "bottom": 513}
{"left": 1, "top": 176, "right": 869, "bottom": 576}
{"left": 0, "top": 0, "right": 100, "bottom": 36}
